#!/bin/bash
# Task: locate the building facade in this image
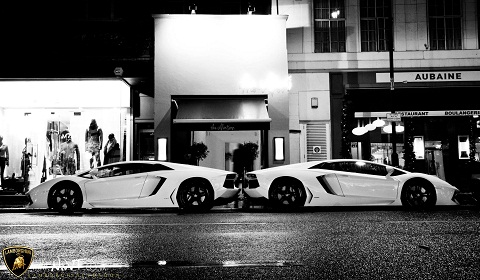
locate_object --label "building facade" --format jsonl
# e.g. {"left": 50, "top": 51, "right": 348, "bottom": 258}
{"left": 2, "top": 0, "right": 480, "bottom": 192}
{"left": 285, "top": 0, "right": 480, "bottom": 191}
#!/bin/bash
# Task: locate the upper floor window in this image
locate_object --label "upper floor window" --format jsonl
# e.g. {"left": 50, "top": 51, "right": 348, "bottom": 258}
{"left": 428, "top": 0, "right": 462, "bottom": 50}
{"left": 360, "top": 0, "right": 392, "bottom": 52}
{"left": 314, "top": 0, "right": 346, "bottom": 53}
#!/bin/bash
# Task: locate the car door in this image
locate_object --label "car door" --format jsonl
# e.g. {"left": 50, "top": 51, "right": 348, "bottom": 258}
{"left": 333, "top": 161, "right": 398, "bottom": 200}
{"left": 84, "top": 163, "right": 148, "bottom": 204}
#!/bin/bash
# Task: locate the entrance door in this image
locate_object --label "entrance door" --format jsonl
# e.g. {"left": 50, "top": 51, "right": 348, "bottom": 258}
{"left": 425, "top": 148, "right": 446, "bottom": 180}
{"left": 193, "top": 131, "right": 262, "bottom": 171}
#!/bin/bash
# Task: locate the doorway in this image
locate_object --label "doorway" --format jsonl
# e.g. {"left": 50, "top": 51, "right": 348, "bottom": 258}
{"left": 193, "top": 131, "right": 262, "bottom": 171}
{"left": 424, "top": 141, "right": 446, "bottom": 180}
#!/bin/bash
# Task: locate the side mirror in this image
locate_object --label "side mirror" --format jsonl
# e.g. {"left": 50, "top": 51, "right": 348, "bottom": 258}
{"left": 386, "top": 167, "right": 395, "bottom": 178}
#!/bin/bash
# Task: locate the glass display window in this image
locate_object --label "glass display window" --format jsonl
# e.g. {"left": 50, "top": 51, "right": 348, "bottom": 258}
{"left": 0, "top": 80, "right": 131, "bottom": 190}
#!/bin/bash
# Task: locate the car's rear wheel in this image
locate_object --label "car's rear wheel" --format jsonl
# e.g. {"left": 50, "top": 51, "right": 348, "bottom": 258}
{"left": 269, "top": 177, "right": 306, "bottom": 209}
{"left": 400, "top": 179, "right": 437, "bottom": 210}
{"left": 177, "top": 178, "right": 214, "bottom": 211}
{"left": 48, "top": 182, "right": 83, "bottom": 213}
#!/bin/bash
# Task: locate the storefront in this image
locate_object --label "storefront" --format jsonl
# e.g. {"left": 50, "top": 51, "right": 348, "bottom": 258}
{"left": 338, "top": 70, "right": 480, "bottom": 191}
{"left": 153, "top": 14, "right": 290, "bottom": 170}
{"left": 169, "top": 95, "right": 270, "bottom": 170}
{"left": 0, "top": 79, "right": 132, "bottom": 190}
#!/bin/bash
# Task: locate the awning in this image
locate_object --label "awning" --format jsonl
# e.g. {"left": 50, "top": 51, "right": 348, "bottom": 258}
{"left": 173, "top": 97, "right": 271, "bottom": 130}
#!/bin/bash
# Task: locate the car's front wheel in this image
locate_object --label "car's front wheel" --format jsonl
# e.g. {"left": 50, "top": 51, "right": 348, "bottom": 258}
{"left": 48, "top": 182, "right": 83, "bottom": 213}
{"left": 400, "top": 179, "right": 437, "bottom": 210}
{"left": 176, "top": 178, "right": 214, "bottom": 211}
{"left": 269, "top": 177, "right": 306, "bottom": 209}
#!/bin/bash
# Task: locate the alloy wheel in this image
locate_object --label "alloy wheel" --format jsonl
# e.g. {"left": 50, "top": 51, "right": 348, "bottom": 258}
{"left": 51, "top": 186, "right": 81, "bottom": 212}
{"left": 270, "top": 179, "right": 305, "bottom": 208}
{"left": 402, "top": 180, "right": 436, "bottom": 209}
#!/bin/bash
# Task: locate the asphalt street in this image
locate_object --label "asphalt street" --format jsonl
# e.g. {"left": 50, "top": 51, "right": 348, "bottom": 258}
{"left": 0, "top": 208, "right": 479, "bottom": 280}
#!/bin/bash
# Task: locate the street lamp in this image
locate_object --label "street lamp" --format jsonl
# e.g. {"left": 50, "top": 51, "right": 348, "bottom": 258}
{"left": 388, "top": 4, "right": 399, "bottom": 167}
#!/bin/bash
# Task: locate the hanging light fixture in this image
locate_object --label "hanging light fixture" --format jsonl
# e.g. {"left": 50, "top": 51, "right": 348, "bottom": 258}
{"left": 331, "top": 8, "right": 340, "bottom": 19}
{"left": 365, "top": 122, "right": 376, "bottom": 131}
{"left": 383, "top": 123, "right": 404, "bottom": 134}
{"left": 352, "top": 119, "right": 367, "bottom": 136}
{"left": 373, "top": 117, "right": 386, "bottom": 127}
{"left": 396, "top": 124, "right": 405, "bottom": 133}
{"left": 383, "top": 124, "right": 392, "bottom": 134}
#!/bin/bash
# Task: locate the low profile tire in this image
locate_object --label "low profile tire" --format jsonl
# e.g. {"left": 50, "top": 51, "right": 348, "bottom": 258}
{"left": 400, "top": 179, "right": 437, "bottom": 210}
{"left": 176, "top": 178, "right": 214, "bottom": 211}
{"left": 48, "top": 182, "right": 83, "bottom": 213}
{"left": 268, "top": 177, "right": 306, "bottom": 209}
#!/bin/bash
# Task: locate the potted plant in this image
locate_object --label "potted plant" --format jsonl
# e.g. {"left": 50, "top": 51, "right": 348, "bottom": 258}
{"left": 184, "top": 142, "right": 209, "bottom": 166}
{"left": 242, "top": 142, "right": 259, "bottom": 171}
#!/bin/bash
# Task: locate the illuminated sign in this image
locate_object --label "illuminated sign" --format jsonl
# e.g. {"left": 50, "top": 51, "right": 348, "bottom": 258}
{"left": 376, "top": 71, "right": 480, "bottom": 83}
{"left": 355, "top": 110, "right": 480, "bottom": 118}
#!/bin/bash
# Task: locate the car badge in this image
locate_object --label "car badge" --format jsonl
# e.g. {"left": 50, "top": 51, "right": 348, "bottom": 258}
{"left": 2, "top": 246, "right": 34, "bottom": 277}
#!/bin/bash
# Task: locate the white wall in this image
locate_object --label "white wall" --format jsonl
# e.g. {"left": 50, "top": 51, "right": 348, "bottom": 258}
{"left": 154, "top": 14, "right": 291, "bottom": 165}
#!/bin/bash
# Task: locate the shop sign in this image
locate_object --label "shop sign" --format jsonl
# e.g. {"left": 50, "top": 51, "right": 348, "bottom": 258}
{"left": 376, "top": 71, "right": 480, "bottom": 83}
{"left": 355, "top": 110, "right": 480, "bottom": 118}
{"left": 210, "top": 123, "right": 236, "bottom": 131}
{"left": 386, "top": 113, "right": 402, "bottom": 121}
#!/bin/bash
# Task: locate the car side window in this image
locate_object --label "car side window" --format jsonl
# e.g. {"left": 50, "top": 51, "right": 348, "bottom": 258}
{"left": 147, "top": 164, "right": 174, "bottom": 171}
{"left": 117, "top": 164, "right": 146, "bottom": 176}
{"left": 97, "top": 166, "right": 115, "bottom": 178}
{"left": 336, "top": 161, "right": 387, "bottom": 176}
{"left": 390, "top": 169, "right": 407, "bottom": 176}
{"left": 309, "top": 162, "right": 336, "bottom": 170}
{"left": 364, "top": 163, "right": 388, "bottom": 176}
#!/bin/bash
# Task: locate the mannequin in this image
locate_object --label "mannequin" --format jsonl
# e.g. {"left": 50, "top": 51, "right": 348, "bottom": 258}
{"left": 0, "top": 135, "right": 9, "bottom": 187}
{"left": 85, "top": 119, "right": 103, "bottom": 168}
{"left": 21, "top": 138, "right": 32, "bottom": 180}
{"left": 60, "top": 133, "right": 80, "bottom": 175}
{"left": 103, "top": 133, "right": 120, "bottom": 165}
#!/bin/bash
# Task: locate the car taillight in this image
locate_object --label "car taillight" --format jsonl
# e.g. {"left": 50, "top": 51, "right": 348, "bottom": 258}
{"left": 223, "top": 173, "right": 237, "bottom": 189}
{"left": 245, "top": 174, "right": 259, "bottom": 189}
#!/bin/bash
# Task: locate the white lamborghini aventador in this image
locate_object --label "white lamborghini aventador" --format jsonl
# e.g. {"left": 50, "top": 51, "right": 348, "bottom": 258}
{"left": 26, "top": 161, "right": 239, "bottom": 213}
{"left": 243, "top": 159, "right": 459, "bottom": 210}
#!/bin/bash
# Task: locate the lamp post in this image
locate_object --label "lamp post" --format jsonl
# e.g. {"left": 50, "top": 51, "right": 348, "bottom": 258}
{"left": 388, "top": 3, "right": 399, "bottom": 167}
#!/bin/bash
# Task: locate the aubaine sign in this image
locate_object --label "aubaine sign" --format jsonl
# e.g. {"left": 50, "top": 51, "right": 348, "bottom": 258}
{"left": 376, "top": 71, "right": 480, "bottom": 83}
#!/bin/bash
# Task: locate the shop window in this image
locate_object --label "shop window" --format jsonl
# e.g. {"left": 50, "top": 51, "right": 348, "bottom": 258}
{"left": 360, "top": 0, "right": 392, "bottom": 52}
{"left": 314, "top": 0, "right": 346, "bottom": 53}
{"left": 428, "top": 0, "right": 462, "bottom": 50}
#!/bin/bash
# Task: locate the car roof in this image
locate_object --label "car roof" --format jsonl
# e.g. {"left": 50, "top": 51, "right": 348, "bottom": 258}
{"left": 267, "top": 159, "right": 407, "bottom": 172}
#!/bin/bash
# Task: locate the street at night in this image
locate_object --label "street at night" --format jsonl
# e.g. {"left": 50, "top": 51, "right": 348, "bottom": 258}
{"left": 1, "top": 207, "right": 479, "bottom": 279}
{"left": 2, "top": 0, "right": 480, "bottom": 279}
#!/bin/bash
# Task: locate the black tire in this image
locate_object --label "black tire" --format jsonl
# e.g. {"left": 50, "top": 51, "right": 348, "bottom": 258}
{"left": 400, "top": 179, "right": 437, "bottom": 210}
{"left": 176, "top": 178, "right": 214, "bottom": 211}
{"left": 268, "top": 177, "right": 306, "bottom": 209}
{"left": 48, "top": 182, "right": 83, "bottom": 213}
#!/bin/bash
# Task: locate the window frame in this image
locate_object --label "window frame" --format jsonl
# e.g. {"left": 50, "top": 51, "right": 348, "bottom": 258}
{"left": 427, "top": 0, "right": 463, "bottom": 50}
{"left": 313, "top": 0, "right": 347, "bottom": 53}
{"left": 359, "top": 0, "right": 392, "bottom": 52}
